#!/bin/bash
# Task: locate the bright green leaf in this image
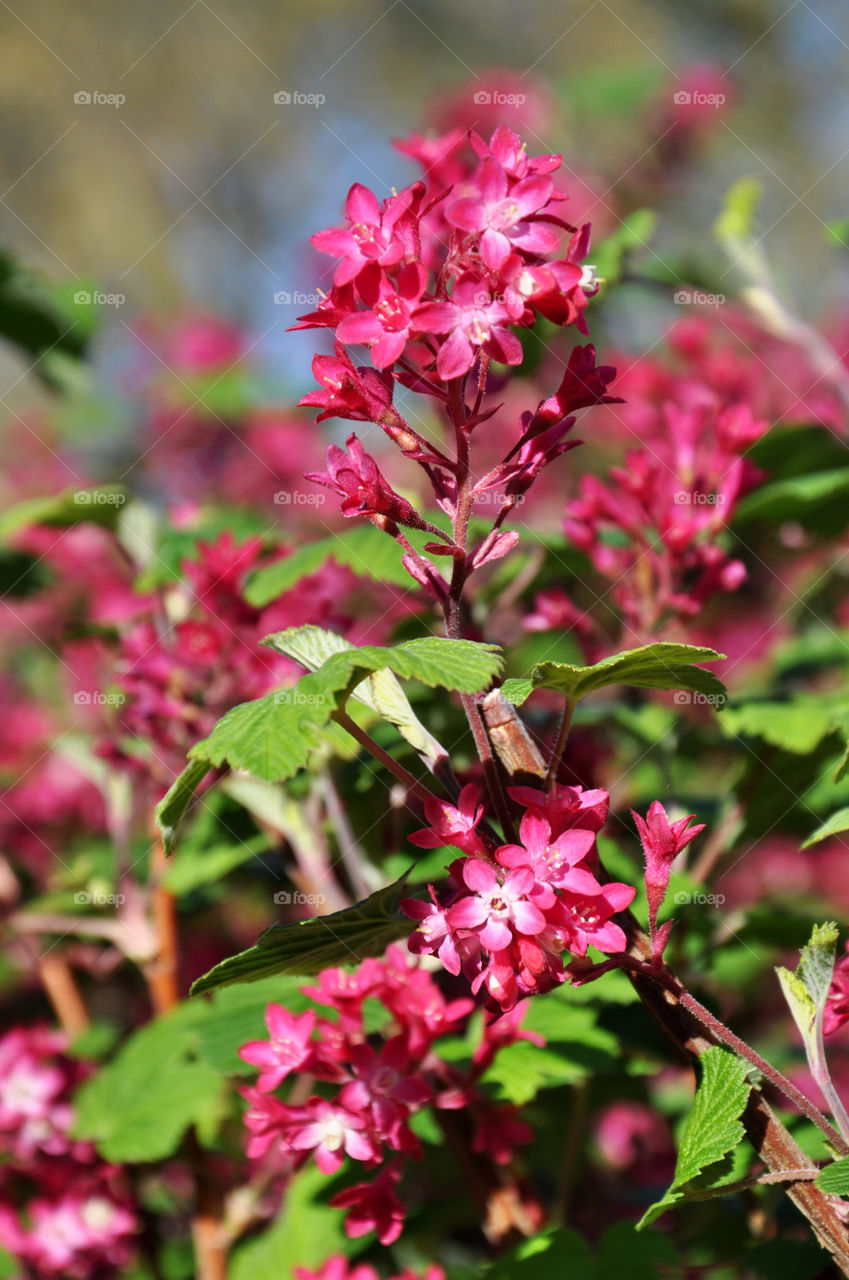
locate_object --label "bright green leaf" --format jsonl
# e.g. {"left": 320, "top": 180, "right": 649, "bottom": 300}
{"left": 502, "top": 642, "right": 725, "bottom": 708}
{"left": 816, "top": 1155, "right": 849, "bottom": 1194}
{"left": 802, "top": 808, "right": 849, "bottom": 849}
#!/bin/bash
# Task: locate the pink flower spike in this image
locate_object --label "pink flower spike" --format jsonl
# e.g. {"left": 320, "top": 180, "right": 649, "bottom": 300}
{"left": 632, "top": 801, "right": 705, "bottom": 952}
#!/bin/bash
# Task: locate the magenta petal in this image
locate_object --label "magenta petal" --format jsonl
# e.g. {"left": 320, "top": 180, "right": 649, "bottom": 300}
{"left": 436, "top": 329, "right": 474, "bottom": 379}
{"left": 511, "top": 901, "right": 546, "bottom": 934}
{"left": 463, "top": 859, "right": 497, "bottom": 893}
{"left": 336, "top": 312, "right": 382, "bottom": 344}
{"left": 345, "top": 182, "right": 381, "bottom": 225}
{"left": 371, "top": 331, "right": 408, "bottom": 368}
{"left": 446, "top": 197, "right": 486, "bottom": 232}
{"left": 479, "top": 919, "right": 513, "bottom": 951}
{"left": 591, "top": 921, "right": 628, "bottom": 953}
{"left": 480, "top": 227, "right": 511, "bottom": 270}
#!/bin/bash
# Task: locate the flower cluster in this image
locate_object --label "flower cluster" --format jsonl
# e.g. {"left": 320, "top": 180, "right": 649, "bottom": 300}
{"left": 296, "top": 125, "right": 616, "bottom": 598}
{"left": 0, "top": 1027, "right": 137, "bottom": 1278}
{"left": 239, "top": 946, "right": 534, "bottom": 1243}
{"left": 402, "top": 783, "right": 635, "bottom": 1011}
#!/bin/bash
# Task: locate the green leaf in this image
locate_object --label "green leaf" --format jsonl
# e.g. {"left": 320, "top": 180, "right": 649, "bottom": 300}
{"left": 825, "top": 219, "right": 849, "bottom": 250}
{"left": 0, "top": 486, "right": 128, "bottom": 544}
{"left": 162, "top": 834, "right": 266, "bottom": 895}
{"left": 228, "top": 1165, "right": 347, "bottom": 1279}
{"left": 834, "top": 741, "right": 849, "bottom": 783}
{"left": 592, "top": 209, "right": 657, "bottom": 286}
{"left": 157, "top": 635, "right": 501, "bottom": 846}
{"left": 503, "top": 642, "right": 725, "bottom": 707}
{"left": 71, "top": 1007, "right": 223, "bottom": 1162}
{"left": 190, "top": 975, "right": 310, "bottom": 1075}
{"left": 190, "top": 873, "right": 412, "bottom": 994}
{"left": 733, "top": 469, "right": 849, "bottom": 528}
{"left": 0, "top": 250, "right": 95, "bottom": 390}
{"left": 816, "top": 1155, "right": 849, "bottom": 1194}
{"left": 714, "top": 177, "right": 763, "bottom": 245}
{"left": 482, "top": 1227, "right": 593, "bottom": 1280}
{"left": 270, "top": 624, "right": 447, "bottom": 768}
{"left": 802, "top": 808, "right": 849, "bottom": 848}
{"left": 244, "top": 523, "right": 416, "bottom": 603}
{"left": 638, "top": 1046, "right": 751, "bottom": 1228}
{"left": 777, "top": 922, "right": 838, "bottom": 1060}
{"left": 481, "top": 1008, "right": 619, "bottom": 1104}
{"left": 720, "top": 698, "right": 849, "bottom": 755}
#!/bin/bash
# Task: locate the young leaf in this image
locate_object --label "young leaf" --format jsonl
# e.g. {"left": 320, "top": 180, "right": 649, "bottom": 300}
{"left": 638, "top": 1046, "right": 751, "bottom": 1228}
{"left": 156, "top": 635, "right": 502, "bottom": 846}
{"left": 71, "top": 1007, "right": 223, "bottom": 1162}
{"left": 776, "top": 921, "right": 838, "bottom": 1062}
{"left": 190, "top": 873, "right": 412, "bottom": 994}
{"left": 802, "top": 808, "right": 849, "bottom": 849}
{"left": 244, "top": 523, "right": 415, "bottom": 604}
{"left": 816, "top": 1156, "right": 849, "bottom": 1195}
{"left": 720, "top": 697, "right": 849, "bottom": 755}
{"left": 501, "top": 642, "right": 725, "bottom": 707}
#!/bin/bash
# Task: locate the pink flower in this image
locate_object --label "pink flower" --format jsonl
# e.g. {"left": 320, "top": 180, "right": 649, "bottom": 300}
{"left": 340, "top": 1037, "right": 430, "bottom": 1150}
{"left": 306, "top": 434, "right": 423, "bottom": 526}
{"left": 824, "top": 941, "right": 849, "bottom": 1036}
{"left": 311, "top": 182, "right": 423, "bottom": 285}
{"left": 497, "top": 810, "right": 600, "bottom": 893}
{"left": 445, "top": 157, "right": 560, "bottom": 269}
{"left": 447, "top": 859, "right": 553, "bottom": 953}
{"left": 407, "top": 783, "right": 487, "bottom": 856}
{"left": 412, "top": 274, "right": 523, "bottom": 380}
{"left": 285, "top": 1098, "right": 378, "bottom": 1174}
{"left": 239, "top": 1006, "right": 315, "bottom": 1092}
{"left": 299, "top": 345, "right": 396, "bottom": 424}
{"left": 402, "top": 887, "right": 462, "bottom": 975}
{"left": 507, "top": 782, "right": 609, "bottom": 837}
{"left": 330, "top": 1163, "right": 407, "bottom": 1245}
{"left": 556, "top": 882, "right": 636, "bottom": 956}
{"left": 632, "top": 801, "right": 705, "bottom": 953}
{"left": 336, "top": 263, "right": 427, "bottom": 369}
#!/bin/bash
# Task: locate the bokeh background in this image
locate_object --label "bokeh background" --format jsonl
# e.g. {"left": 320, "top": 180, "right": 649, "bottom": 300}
{"left": 3, "top": 0, "right": 849, "bottom": 420}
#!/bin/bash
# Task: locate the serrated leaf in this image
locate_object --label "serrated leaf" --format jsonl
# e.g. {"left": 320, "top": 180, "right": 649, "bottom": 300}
{"left": 190, "top": 975, "right": 310, "bottom": 1075}
{"left": 777, "top": 922, "right": 838, "bottom": 1062}
{"left": 720, "top": 698, "right": 849, "bottom": 754}
{"left": 190, "top": 873, "right": 412, "bottom": 994}
{"left": 816, "top": 1155, "right": 849, "bottom": 1194}
{"left": 157, "top": 635, "right": 501, "bottom": 846}
{"left": 638, "top": 1046, "right": 751, "bottom": 1228}
{"left": 506, "top": 642, "right": 725, "bottom": 707}
{"left": 71, "top": 1007, "right": 223, "bottom": 1162}
{"left": 802, "top": 808, "right": 849, "bottom": 849}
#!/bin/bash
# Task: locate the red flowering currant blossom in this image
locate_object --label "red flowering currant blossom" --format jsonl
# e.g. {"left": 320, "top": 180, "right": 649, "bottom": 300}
{"left": 555, "top": 882, "right": 636, "bottom": 956}
{"left": 306, "top": 434, "right": 425, "bottom": 527}
{"left": 496, "top": 810, "right": 601, "bottom": 892}
{"left": 238, "top": 1006, "right": 316, "bottom": 1092}
{"left": 412, "top": 274, "right": 523, "bottom": 379}
{"left": 824, "top": 940, "right": 849, "bottom": 1036}
{"left": 407, "top": 783, "right": 488, "bottom": 857}
{"left": 328, "top": 1162, "right": 407, "bottom": 1246}
{"left": 311, "top": 182, "right": 424, "bottom": 286}
{"left": 632, "top": 801, "right": 704, "bottom": 955}
{"left": 447, "top": 858, "right": 555, "bottom": 953}
{"left": 298, "top": 345, "right": 396, "bottom": 424}
{"left": 283, "top": 1098, "right": 379, "bottom": 1174}
{"left": 336, "top": 262, "right": 427, "bottom": 369}
{"left": 445, "top": 157, "right": 562, "bottom": 269}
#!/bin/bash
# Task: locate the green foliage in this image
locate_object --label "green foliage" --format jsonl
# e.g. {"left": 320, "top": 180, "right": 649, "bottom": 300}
{"left": 190, "top": 976, "right": 311, "bottom": 1075}
{"left": 801, "top": 808, "right": 849, "bottom": 848}
{"left": 776, "top": 921, "right": 838, "bottom": 1057}
{"left": 502, "top": 642, "right": 725, "bottom": 706}
{"left": 0, "top": 249, "right": 96, "bottom": 390}
{"left": 815, "top": 1155, "right": 849, "bottom": 1194}
{"left": 638, "top": 1046, "right": 751, "bottom": 1228}
{"left": 244, "top": 523, "right": 416, "bottom": 602}
{"left": 591, "top": 209, "right": 657, "bottom": 286}
{"left": 720, "top": 696, "right": 849, "bottom": 755}
{"left": 481, "top": 1005, "right": 620, "bottom": 1104}
{"left": 190, "top": 873, "right": 411, "bottom": 994}
{"left": 733, "top": 469, "right": 849, "bottom": 529}
{"left": 157, "top": 634, "right": 501, "bottom": 849}
{"left": 714, "top": 177, "right": 763, "bottom": 245}
{"left": 71, "top": 1007, "right": 224, "bottom": 1162}
{"left": 483, "top": 1223, "right": 676, "bottom": 1279}
{"left": 227, "top": 1165, "right": 348, "bottom": 1279}
{"left": 0, "top": 486, "right": 128, "bottom": 544}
